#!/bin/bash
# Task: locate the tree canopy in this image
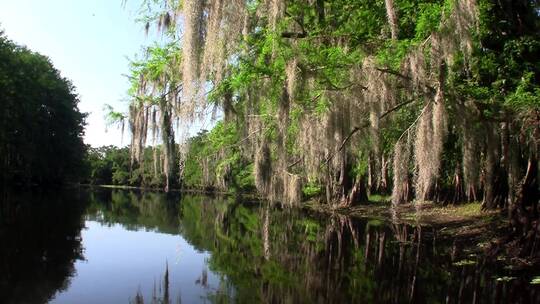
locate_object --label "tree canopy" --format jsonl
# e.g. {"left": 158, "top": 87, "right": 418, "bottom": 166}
{"left": 111, "top": 0, "right": 538, "bottom": 256}
{"left": 118, "top": 0, "right": 538, "bottom": 206}
{"left": 0, "top": 31, "right": 86, "bottom": 186}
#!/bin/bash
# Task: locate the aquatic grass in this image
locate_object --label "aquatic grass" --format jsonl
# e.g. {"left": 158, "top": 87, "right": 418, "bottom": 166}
{"left": 368, "top": 194, "right": 391, "bottom": 203}
{"left": 429, "top": 202, "right": 484, "bottom": 217}
{"left": 452, "top": 202, "right": 483, "bottom": 216}
{"left": 405, "top": 201, "right": 493, "bottom": 223}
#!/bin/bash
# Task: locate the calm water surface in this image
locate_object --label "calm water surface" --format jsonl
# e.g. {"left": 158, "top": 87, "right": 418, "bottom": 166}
{"left": 0, "top": 188, "right": 538, "bottom": 303}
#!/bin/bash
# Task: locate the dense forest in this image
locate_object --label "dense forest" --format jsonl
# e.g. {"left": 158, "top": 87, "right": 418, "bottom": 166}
{"left": 99, "top": 0, "right": 539, "bottom": 256}
{"left": 105, "top": 0, "right": 540, "bottom": 205}
{"left": 0, "top": 31, "right": 86, "bottom": 186}
{"left": 2, "top": 0, "right": 537, "bottom": 261}
{"left": 1, "top": 2, "right": 539, "bottom": 301}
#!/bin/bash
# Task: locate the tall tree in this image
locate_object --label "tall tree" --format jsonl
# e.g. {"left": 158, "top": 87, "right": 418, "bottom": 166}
{"left": 0, "top": 31, "right": 86, "bottom": 186}
{"left": 119, "top": 0, "right": 539, "bottom": 217}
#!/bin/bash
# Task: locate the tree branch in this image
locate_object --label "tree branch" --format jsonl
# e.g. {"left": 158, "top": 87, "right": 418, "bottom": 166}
{"left": 379, "top": 98, "right": 415, "bottom": 120}
{"left": 376, "top": 67, "right": 410, "bottom": 80}
{"left": 376, "top": 68, "right": 436, "bottom": 93}
{"left": 281, "top": 31, "right": 307, "bottom": 39}
{"left": 160, "top": 83, "right": 182, "bottom": 99}
{"left": 287, "top": 158, "right": 302, "bottom": 169}
{"left": 396, "top": 100, "right": 433, "bottom": 144}
{"left": 202, "top": 127, "right": 267, "bottom": 158}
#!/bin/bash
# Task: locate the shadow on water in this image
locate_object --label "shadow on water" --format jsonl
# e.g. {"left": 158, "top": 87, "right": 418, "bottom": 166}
{"left": 0, "top": 189, "right": 87, "bottom": 304}
{"left": 1, "top": 188, "right": 539, "bottom": 303}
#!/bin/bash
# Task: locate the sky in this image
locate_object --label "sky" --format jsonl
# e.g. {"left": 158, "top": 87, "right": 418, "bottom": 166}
{"left": 0, "top": 0, "right": 154, "bottom": 147}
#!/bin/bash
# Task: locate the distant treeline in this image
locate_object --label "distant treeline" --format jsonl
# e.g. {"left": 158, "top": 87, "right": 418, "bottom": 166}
{"left": 84, "top": 129, "right": 255, "bottom": 193}
{"left": 83, "top": 145, "right": 180, "bottom": 189}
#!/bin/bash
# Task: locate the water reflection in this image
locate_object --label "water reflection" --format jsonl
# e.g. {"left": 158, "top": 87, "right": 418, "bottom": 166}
{"left": 129, "top": 263, "right": 175, "bottom": 304}
{"left": 175, "top": 195, "right": 540, "bottom": 303}
{"left": 1, "top": 188, "right": 539, "bottom": 303}
{"left": 0, "top": 190, "right": 86, "bottom": 304}
{"left": 85, "top": 190, "right": 181, "bottom": 234}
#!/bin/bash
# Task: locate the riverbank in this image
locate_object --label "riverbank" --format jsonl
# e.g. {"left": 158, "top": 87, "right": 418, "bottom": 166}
{"left": 304, "top": 198, "right": 508, "bottom": 258}
{"left": 80, "top": 183, "right": 266, "bottom": 200}
{"left": 90, "top": 184, "right": 503, "bottom": 240}
{"left": 7, "top": 186, "right": 536, "bottom": 303}
{"left": 304, "top": 197, "right": 540, "bottom": 269}
{"left": 77, "top": 185, "right": 538, "bottom": 268}
{"left": 86, "top": 185, "right": 506, "bottom": 252}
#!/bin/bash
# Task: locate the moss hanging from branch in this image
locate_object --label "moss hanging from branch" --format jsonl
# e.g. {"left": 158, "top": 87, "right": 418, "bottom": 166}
{"left": 181, "top": 0, "right": 205, "bottom": 105}
{"left": 384, "top": 0, "right": 399, "bottom": 40}
{"left": 118, "top": 0, "right": 538, "bottom": 226}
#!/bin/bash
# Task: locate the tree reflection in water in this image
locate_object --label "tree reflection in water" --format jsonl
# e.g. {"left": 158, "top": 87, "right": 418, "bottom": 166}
{"left": 1, "top": 189, "right": 539, "bottom": 303}
{"left": 0, "top": 189, "right": 86, "bottom": 304}
{"left": 175, "top": 195, "right": 540, "bottom": 304}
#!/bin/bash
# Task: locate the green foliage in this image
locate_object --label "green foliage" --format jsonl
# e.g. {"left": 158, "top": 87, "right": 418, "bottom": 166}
{"left": 83, "top": 145, "right": 173, "bottom": 188}
{"left": 302, "top": 182, "right": 323, "bottom": 199}
{"left": 368, "top": 194, "right": 391, "bottom": 203}
{"left": 234, "top": 163, "right": 256, "bottom": 192}
{"left": 376, "top": 39, "right": 415, "bottom": 68}
{"left": 352, "top": 150, "right": 370, "bottom": 178}
{"left": 505, "top": 72, "right": 540, "bottom": 111}
{"left": 0, "top": 31, "right": 86, "bottom": 186}
{"left": 182, "top": 122, "right": 255, "bottom": 192}
{"left": 296, "top": 218, "right": 320, "bottom": 242}
{"left": 366, "top": 219, "right": 384, "bottom": 228}
{"left": 103, "top": 104, "right": 126, "bottom": 128}
{"left": 414, "top": 2, "right": 445, "bottom": 40}
{"left": 121, "top": 0, "right": 540, "bottom": 210}
{"left": 84, "top": 146, "right": 130, "bottom": 185}
{"left": 182, "top": 131, "right": 207, "bottom": 188}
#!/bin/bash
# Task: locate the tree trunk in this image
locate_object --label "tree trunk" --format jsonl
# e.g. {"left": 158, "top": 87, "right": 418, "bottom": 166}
{"left": 483, "top": 126, "right": 499, "bottom": 209}
{"left": 160, "top": 99, "right": 175, "bottom": 192}
{"left": 510, "top": 155, "right": 538, "bottom": 239}
{"left": 380, "top": 155, "right": 389, "bottom": 193}
{"left": 342, "top": 175, "right": 368, "bottom": 207}
{"left": 452, "top": 166, "right": 465, "bottom": 203}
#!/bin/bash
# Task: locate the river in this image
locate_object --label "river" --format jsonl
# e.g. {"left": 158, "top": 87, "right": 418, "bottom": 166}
{"left": 0, "top": 188, "right": 538, "bottom": 303}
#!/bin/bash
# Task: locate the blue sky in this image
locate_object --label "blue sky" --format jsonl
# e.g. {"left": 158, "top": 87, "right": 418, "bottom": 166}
{"left": 0, "top": 0, "right": 154, "bottom": 147}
